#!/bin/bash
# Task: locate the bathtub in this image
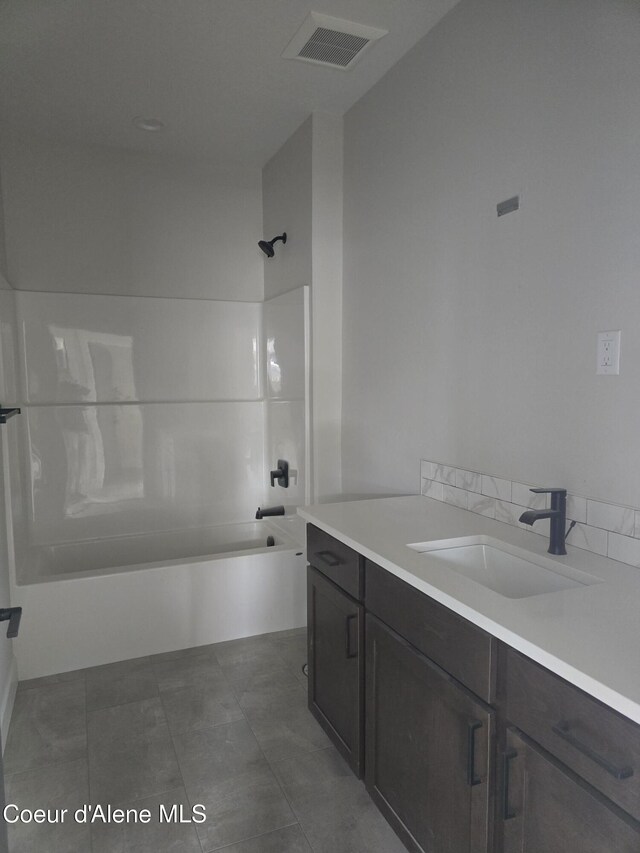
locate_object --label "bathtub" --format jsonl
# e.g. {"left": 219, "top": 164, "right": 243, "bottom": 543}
{"left": 11, "top": 518, "right": 307, "bottom": 680}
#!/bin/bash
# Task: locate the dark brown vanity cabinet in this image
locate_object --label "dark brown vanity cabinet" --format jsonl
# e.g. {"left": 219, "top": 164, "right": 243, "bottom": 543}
{"left": 365, "top": 561, "right": 495, "bottom": 853}
{"left": 305, "top": 522, "right": 640, "bottom": 853}
{"left": 366, "top": 614, "right": 493, "bottom": 853}
{"left": 499, "top": 649, "right": 640, "bottom": 852}
{"left": 306, "top": 525, "right": 364, "bottom": 776}
{"left": 502, "top": 728, "right": 640, "bottom": 852}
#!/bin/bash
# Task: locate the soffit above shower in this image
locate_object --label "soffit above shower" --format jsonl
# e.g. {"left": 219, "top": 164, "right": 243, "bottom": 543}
{"left": 282, "top": 12, "right": 388, "bottom": 70}
{"left": 0, "top": 0, "right": 462, "bottom": 170}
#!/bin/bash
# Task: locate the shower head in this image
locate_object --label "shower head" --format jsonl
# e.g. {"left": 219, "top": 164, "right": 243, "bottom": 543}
{"left": 259, "top": 233, "right": 287, "bottom": 258}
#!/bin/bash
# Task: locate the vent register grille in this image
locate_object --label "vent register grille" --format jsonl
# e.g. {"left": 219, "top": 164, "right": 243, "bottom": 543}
{"left": 298, "top": 27, "right": 370, "bottom": 68}
{"left": 282, "top": 12, "right": 387, "bottom": 70}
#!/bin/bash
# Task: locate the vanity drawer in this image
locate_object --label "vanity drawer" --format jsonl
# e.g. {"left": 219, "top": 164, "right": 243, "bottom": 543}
{"left": 505, "top": 647, "right": 640, "bottom": 821}
{"left": 307, "top": 524, "right": 363, "bottom": 601}
{"left": 365, "top": 560, "right": 495, "bottom": 702}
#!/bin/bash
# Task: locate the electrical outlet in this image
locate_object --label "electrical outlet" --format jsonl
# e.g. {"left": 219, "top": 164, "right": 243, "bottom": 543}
{"left": 597, "top": 330, "right": 621, "bottom": 375}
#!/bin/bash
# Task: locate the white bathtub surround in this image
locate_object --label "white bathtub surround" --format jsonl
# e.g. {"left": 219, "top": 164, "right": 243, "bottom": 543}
{"left": 264, "top": 287, "right": 310, "bottom": 507}
{"left": 18, "top": 292, "right": 262, "bottom": 404}
{"left": 12, "top": 521, "right": 306, "bottom": 680}
{"left": 420, "top": 459, "right": 640, "bottom": 570}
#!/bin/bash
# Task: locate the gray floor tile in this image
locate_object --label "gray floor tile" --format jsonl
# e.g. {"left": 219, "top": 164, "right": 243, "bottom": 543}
{"left": 244, "top": 691, "right": 332, "bottom": 763}
{"left": 86, "top": 656, "right": 158, "bottom": 712}
{"left": 213, "top": 636, "right": 284, "bottom": 668}
{"left": 235, "top": 674, "right": 304, "bottom": 712}
{"left": 150, "top": 642, "right": 219, "bottom": 664}
{"left": 222, "top": 657, "right": 300, "bottom": 695}
{"left": 17, "top": 669, "right": 86, "bottom": 693}
{"left": 91, "top": 788, "right": 202, "bottom": 853}
{"left": 173, "top": 719, "right": 264, "bottom": 790}
{"left": 88, "top": 697, "right": 182, "bottom": 803}
{"left": 160, "top": 680, "right": 244, "bottom": 735}
{"left": 265, "top": 627, "right": 307, "bottom": 641}
{"left": 153, "top": 653, "right": 225, "bottom": 693}
{"left": 5, "top": 759, "right": 90, "bottom": 853}
{"left": 272, "top": 748, "right": 406, "bottom": 853}
{"left": 269, "top": 634, "right": 308, "bottom": 674}
{"left": 204, "top": 823, "right": 312, "bottom": 853}
{"left": 187, "top": 765, "right": 296, "bottom": 852}
{"left": 4, "top": 680, "right": 87, "bottom": 774}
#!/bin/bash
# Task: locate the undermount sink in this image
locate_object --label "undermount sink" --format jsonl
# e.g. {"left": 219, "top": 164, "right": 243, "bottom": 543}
{"left": 407, "top": 536, "right": 602, "bottom": 599}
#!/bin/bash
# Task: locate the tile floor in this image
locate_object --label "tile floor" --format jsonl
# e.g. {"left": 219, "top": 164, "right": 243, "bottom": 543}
{"left": 3, "top": 628, "right": 406, "bottom": 853}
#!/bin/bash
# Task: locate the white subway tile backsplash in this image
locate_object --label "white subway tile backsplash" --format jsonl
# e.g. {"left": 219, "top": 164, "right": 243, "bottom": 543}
{"left": 418, "top": 458, "right": 640, "bottom": 571}
{"left": 586, "top": 500, "right": 635, "bottom": 536}
{"left": 566, "top": 495, "right": 587, "bottom": 524}
{"left": 433, "top": 464, "right": 456, "bottom": 486}
{"left": 495, "top": 501, "right": 526, "bottom": 528}
{"left": 455, "top": 469, "right": 482, "bottom": 493}
{"left": 511, "top": 483, "right": 547, "bottom": 510}
{"left": 565, "top": 523, "right": 608, "bottom": 557}
{"left": 481, "top": 475, "right": 512, "bottom": 502}
{"left": 421, "top": 478, "right": 444, "bottom": 501}
{"left": 420, "top": 460, "right": 436, "bottom": 480}
{"left": 607, "top": 532, "right": 640, "bottom": 567}
{"left": 467, "top": 493, "right": 496, "bottom": 518}
{"left": 442, "top": 485, "right": 468, "bottom": 509}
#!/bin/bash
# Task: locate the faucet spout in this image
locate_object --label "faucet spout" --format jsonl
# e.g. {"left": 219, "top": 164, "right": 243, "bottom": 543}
{"left": 255, "top": 505, "right": 285, "bottom": 520}
{"left": 519, "top": 508, "right": 554, "bottom": 525}
{"left": 518, "top": 488, "right": 567, "bottom": 555}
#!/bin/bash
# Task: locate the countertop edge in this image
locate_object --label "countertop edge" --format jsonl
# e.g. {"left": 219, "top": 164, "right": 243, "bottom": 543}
{"left": 298, "top": 500, "right": 640, "bottom": 726}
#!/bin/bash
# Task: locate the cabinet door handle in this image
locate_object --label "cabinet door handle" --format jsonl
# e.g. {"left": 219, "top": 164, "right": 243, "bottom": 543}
{"left": 503, "top": 749, "right": 518, "bottom": 820}
{"left": 316, "top": 550, "right": 342, "bottom": 567}
{"left": 466, "top": 720, "right": 483, "bottom": 786}
{"left": 345, "top": 614, "right": 358, "bottom": 659}
{"left": 552, "top": 721, "right": 634, "bottom": 780}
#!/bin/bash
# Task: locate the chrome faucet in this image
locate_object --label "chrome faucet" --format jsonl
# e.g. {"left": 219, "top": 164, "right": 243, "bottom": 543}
{"left": 519, "top": 488, "right": 567, "bottom": 555}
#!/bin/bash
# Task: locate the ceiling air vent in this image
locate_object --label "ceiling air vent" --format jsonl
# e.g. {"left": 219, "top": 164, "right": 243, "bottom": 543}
{"left": 282, "top": 12, "right": 387, "bottom": 70}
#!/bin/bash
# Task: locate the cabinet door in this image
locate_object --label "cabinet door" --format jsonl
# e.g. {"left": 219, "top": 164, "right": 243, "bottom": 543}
{"left": 307, "top": 566, "right": 364, "bottom": 776}
{"left": 366, "top": 614, "right": 493, "bottom": 853}
{"left": 502, "top": 728, "right": 640, "bottom": 853}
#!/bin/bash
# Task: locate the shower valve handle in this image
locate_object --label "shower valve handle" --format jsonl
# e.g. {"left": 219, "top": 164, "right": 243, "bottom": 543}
{"left": 270, "top": 460, "right": 289, "bottom": 488}
{"left": 0, "top": 607, "right": 22, "bottom": 639}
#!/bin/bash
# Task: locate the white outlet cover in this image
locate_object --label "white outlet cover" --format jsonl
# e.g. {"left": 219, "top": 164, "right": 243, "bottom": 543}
{"left": 597, "top": 330, "right": 621, "bottom": 375}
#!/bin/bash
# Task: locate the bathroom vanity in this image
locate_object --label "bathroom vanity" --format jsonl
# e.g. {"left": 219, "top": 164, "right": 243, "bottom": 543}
{"left": 299, "top": 496, "right": 640, "bottom": 853}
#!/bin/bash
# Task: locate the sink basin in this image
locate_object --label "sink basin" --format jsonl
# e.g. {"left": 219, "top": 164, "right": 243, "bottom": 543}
{"left": 407, "top": 536, "right": 602, "bottom": 599}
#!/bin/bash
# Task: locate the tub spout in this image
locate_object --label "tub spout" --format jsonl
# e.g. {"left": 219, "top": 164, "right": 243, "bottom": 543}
{"left": 255, "top": 505, "right": 285, "bottom": 519}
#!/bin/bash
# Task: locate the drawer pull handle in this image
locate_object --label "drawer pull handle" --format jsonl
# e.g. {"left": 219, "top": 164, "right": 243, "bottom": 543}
{"left": 345, "top": 614, "right": 358, "bottom": 659}
{"left": 467, "top": 720, "right": 483, "bottom": 786}
{"left": 503, "top": 749, "right": 518, "bottom": 820}
{"left": 552, "top": 721, "right": 634, "bottom": 780}
{"left": 317, "top": 550, "right": 342, "bottom": 567}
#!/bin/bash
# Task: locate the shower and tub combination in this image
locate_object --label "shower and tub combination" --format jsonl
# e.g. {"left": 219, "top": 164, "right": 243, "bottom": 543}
{"left": 2, "top": 280, "right": 310, "bottom": 680}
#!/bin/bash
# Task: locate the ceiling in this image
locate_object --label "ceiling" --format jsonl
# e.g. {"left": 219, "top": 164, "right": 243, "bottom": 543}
{"left": 0, "top": 0, "right": 460, "bottom": 171}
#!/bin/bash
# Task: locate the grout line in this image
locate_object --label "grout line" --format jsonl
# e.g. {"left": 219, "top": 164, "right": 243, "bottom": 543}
{"left": 202, "top": 823, "right": 304, "bottom": 853}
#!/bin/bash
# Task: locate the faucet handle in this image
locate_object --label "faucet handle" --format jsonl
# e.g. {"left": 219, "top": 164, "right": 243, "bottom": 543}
{"left": 530, "top": 487, "right": 567, "bottom": 495}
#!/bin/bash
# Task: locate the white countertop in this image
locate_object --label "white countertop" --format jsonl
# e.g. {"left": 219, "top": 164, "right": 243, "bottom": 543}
{"left": 298, "top": 495, "right": 640, "bottom": 725}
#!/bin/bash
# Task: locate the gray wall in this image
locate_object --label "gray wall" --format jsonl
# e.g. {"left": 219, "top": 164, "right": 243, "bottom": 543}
{"left": 342, "top": 0, "right": 640, "bottom": 507}
{"left": 1, "top": 138, "right": 263, "bottom": 300}
{"left": 262, "top": 118, "right": 312, "bottom": 301}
